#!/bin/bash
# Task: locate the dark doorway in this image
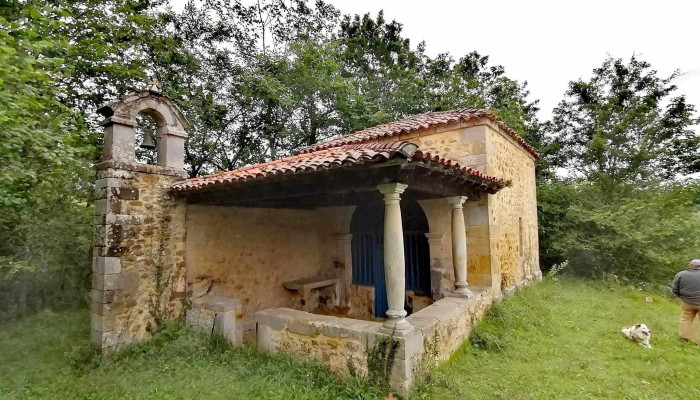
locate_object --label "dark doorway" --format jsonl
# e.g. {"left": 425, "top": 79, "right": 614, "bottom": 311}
{"left": 350, "top": 199, "right": 431, "bottom": 317}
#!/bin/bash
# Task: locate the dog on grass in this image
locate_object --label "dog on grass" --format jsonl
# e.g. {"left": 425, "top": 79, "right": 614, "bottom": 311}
{"left": 621, "top": 324, "right": 652, "bottom": 348}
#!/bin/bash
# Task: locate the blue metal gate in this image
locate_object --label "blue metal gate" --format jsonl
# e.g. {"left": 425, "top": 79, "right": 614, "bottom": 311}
{"left": 351, "top": 200, "right": 431, "bottom": 318}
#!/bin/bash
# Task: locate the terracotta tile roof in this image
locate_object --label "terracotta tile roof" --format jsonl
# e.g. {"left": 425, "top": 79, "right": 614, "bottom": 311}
{"left": 171, "top": 141, "right": 505, "bottom": 193}
{"left": 299, "top": 108, "right": 539, "bottom": 158}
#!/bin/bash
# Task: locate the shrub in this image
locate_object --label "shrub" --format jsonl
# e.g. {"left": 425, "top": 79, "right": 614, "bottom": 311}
{"left": 539, "top": 181, "right": 700, "bottom": 284}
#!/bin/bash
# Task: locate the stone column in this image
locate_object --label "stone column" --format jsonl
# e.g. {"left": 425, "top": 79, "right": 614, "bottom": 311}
{"left": 377, "top": 183, "right": 411, "bottom": 331}
{"left": 447, "top": 196, "right": 473, "bottom": 298}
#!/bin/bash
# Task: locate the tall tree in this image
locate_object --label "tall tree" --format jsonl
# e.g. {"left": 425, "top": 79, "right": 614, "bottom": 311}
{"left": 546, "top": 56, "right": 699, "bottom": 199}
{"left": 0, "top": 0, "right": 174, "bottom": 318}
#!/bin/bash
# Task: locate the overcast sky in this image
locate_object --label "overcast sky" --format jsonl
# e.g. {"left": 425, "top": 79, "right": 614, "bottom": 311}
{"left": 171, "top": 0, "right": 700, "bottom": 121}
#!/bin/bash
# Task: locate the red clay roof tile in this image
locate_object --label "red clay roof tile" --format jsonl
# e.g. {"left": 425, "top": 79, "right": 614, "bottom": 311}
{"left": 171, "top": 141, "right": 504, "bottom": 193}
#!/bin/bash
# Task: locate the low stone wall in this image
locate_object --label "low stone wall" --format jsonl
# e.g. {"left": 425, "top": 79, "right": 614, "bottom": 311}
{"left": 406, "top": 287, "right": 494, "bottom": 363}
{"left": 257, "top": 277, "right": 540, "bottom": 394}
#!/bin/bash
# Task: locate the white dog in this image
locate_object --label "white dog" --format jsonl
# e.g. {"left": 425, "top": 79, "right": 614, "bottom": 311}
{"left": 621, "top": 324, "right": 652, "bottom": 348}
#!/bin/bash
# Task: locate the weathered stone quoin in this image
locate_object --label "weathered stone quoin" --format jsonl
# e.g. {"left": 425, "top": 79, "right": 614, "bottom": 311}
{"left": 92, "top": 93, "right": 541, "bottom": 393}
{"left": 91, "top": 90, "right": 190, "bottom": 349}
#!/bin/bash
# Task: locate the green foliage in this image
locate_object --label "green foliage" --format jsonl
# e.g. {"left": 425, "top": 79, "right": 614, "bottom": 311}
{"left": 0, "top": 1, "right": 94, "bottom": 319}
{"left": 469, "top": 303, "right": 510, "bottom": 352}
{"left": 366, "top": 334, "right": 399, "bottom": 388}
{"left": 539, "top": 56, "right": 699, "bottom": 285}
{"left": 545, "top": 56, "right": 699, "bottom": 199}
{"left": 161, "top": 2, "right": 540, "bottom": 175}
{"left": 412, "top": 331, "right": 440, "bottom": 387}
{"left": 5, "top": 280, "right": 699, "bottom": 399}
{"left": 540, "top": 182, "right": 700, "bottom": 283}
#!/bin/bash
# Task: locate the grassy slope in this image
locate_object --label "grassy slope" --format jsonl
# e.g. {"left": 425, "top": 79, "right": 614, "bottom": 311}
{"left": 1, "top": 278, "right": 698, "bottom": 399}
{"left": 412, "top": 278, "right": 700, "bottom": 400}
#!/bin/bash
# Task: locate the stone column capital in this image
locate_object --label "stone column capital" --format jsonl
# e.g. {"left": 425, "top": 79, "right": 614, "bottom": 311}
{"left": 377, "top": 183, "right": 408, "bottom": 195}
{"left": 377, "top": 183, "right": 408, "bottom": 205}
{"left": 99, "top": 114, "right": 136, "bottom": 128}
{"left": 424, "top": 232, "right": 445, "bottom": 243}
{"left": 446, "top": 196, "right": 468, "bottom": 208}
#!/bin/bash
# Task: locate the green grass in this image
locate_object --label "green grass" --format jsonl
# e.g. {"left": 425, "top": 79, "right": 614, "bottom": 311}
{"left": 411, "top": 278, "right": 700, "bottom": 400}
{"left": 1, "top": 278, "right": 698, "bottom": 399}
{"left": 0, "top": 311, "right": 383, "bottom": 399}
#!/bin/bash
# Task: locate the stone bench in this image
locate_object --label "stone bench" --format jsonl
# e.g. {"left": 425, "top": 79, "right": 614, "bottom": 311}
{"left": 186, "top": 294, "right": 243, "bottom": 344}
{"left": 283, "top": 276, "right": 340, "bottom": 311}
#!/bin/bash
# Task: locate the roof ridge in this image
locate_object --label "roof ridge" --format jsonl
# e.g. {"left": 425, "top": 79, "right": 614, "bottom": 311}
{"left": 298, "top": 108, "right": 538, "bottom": 158}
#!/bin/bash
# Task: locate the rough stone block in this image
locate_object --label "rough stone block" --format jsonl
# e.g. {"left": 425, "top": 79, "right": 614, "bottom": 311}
{"left": 395, "top": 329, "right": 423, "bottom": 360}
{"left": 103, "top": 122, "right": 135, "bottom": 163}
{"left": 91, "top": 329, "right": 129, "bottom": 348}
{"left": 92, "top": 273, "right": 124, "bottom": 291}
{"left": 94, "top": 198, "right": 121, "bottom": 215}
{"left": 95, "top": 246, "right": 125, "bottom": 257}
{"left": 256, "top": 311, "right": 287, "bottom": 332}
{"left": 95, "top": 177, "right": 122, "bottom": 190}
{"left": 91, "top": 312, "right": 117, "bottom": 332}
{"left": 459, "top": 126, "right": 486, "bottom": 142}
{"left": 287, "top": 319, "right": 320, "bottom": 336}
{"left": 468, "top": 225, "right": 490, "bottom": 238}
{"left": 91, "top": 301, "right": 121, "bottom": 316}
{"left": 466, "top": 207, "right": 489, "bottom": 225}
{"left": 388, "top": 357, "right": 414, "bottom": 396}
{"left": 213, "top": 310, "right": 238, "bottom": 343}
{"left": 114, "top": 187, "right": 139, "bottom": 200}
{"left": 257, "top": 324, "right": 278, "bottom": 351}
{"left": 95, "top": 187, "right": 108, "bottom": 200}
{"left": 97, "top": 168, "right": 133, "bottom": 180}
{"left": 91, "top": 289, "right": 119, "bottom": 304}
{"left": 105, "top": 214, "right": 143, "bottom": 225}
{"left": 92, "top": 256, "right": 122, "bottom": 274}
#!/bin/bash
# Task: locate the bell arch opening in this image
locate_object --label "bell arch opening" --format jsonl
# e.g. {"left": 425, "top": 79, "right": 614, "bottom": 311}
{"left": 350, "top": 198, "right": 431, "bottom": 318}
{"left": 135, "top": 112, "right": 158, "bottom": 165}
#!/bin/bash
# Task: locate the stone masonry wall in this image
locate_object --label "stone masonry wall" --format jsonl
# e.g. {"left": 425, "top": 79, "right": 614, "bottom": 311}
{"left": 484, "top": 126, "right": 540, "bottom": 287}
{"left": 92, "top": 161, "right": 187, "bottom": 349}
{"left": 256, "top": 279, "right": 544, "bottom": 395}
{"left": 185, "top": 205, "right": 345, "bottom": 338}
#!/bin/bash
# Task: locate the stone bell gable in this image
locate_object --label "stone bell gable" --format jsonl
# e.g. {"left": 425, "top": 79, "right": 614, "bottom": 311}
{"left": 91, "top": 90, "right": 189, "bottom": 349}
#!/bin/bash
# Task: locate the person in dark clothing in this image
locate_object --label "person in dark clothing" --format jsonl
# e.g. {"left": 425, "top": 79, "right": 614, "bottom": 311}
{"left": 672, "top": 259, "right": 700, "bottom": 342}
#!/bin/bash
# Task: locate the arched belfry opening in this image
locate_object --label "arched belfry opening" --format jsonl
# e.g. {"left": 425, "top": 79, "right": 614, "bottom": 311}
{"left": 135, "top": 112, "right": 158, "bottom": 164}
{"left": 97, "top": 89, "right": 190, "bottom": 169}
{"left": 350, "top": 199, "right": 431, "bottom": 318}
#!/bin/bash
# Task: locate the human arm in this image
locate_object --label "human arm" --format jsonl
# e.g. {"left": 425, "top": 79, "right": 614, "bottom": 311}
{"left": 672, "top": 273, "right": 682, "bottom": 297}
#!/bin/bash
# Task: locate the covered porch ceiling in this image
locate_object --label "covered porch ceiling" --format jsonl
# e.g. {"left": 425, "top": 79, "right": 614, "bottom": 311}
{"left": 171, "top": 141, "right": 505, "bottom": 208}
